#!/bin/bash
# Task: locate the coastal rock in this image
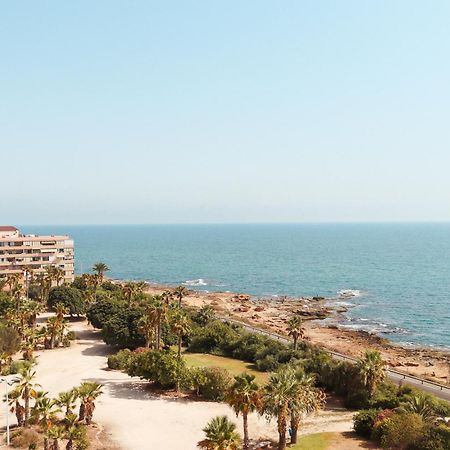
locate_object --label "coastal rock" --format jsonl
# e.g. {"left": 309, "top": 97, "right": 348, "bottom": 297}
{"left": 254, "top": 306, "right": 265, "bottom": 312}
{"left": 405, "top": 361, "right": 420, "bottom": 367}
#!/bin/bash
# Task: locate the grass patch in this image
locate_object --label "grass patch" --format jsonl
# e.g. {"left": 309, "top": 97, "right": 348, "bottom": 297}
{"left": 183, "top": 353, "right": 269, "bottom": 384}
{"left": 290, "top": 433, "right": 335, "bottom": 450}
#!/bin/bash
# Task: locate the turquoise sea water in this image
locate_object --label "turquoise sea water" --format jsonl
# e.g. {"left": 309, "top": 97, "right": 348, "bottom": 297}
{"left": 22, "top": 224, "right": 450, "bottom": 349}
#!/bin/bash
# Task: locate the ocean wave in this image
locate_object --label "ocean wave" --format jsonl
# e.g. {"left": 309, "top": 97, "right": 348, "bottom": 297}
{"left": 337, "top": 317, "right": 409, "bottom": 336}
{"left": 337, "top": 289, "right": 365, "bottom": 298}
{"left": 182, "top": 278, "right": 208, "bottom": 286}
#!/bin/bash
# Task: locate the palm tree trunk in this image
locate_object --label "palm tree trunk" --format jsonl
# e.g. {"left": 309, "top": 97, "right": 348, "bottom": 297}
{"left": 243, "top": 411, "right": 249, "bottom": 450}
{"left": 53, "top": 438, "right": 60, "bottom": 450}
{"left": 290, "top": 415, "right": 299, "bottom": 444}
{"left": 24, "top": 387, "right": 30, "bottom": 426}
{"left": 79, "top": 403, "right": 86, "bottom": 422}
{"left": 277, "top": 407, "right": 287, "bottom": 450}
{"left": 177, "top": 335, "right": 182, "bottom": 359}
{"left": 44, "top": 437, "right": 49, "bottom": 450}
{"left": 66, "top": 440, "right": 73, "bottom": 450}
{"left": 156, "top": 322, "right": 161, "bottom": 350}
{"left": 293, "top": 336, "right": 298, "bottom": 351}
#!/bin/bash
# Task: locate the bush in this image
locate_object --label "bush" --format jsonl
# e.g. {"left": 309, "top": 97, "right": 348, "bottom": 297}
{"left": 379, "top": 412, "right": 424, "bottom": 449}
{"left": 0, "top": 325, "right": 21, "bottom": 355}
{"left": 8, "top": 359, "right": 35, "bottom": 374}
{"left": 87, "top": 298, "right": 124, "bottom": 329}
{"left": 410, "top": 424, "right": 450, "bottom": 450}
{"left": 353, "top": 408, "right": 381, "bottom": 438}
{"left": 10, "top": 428, "right": 39, "bottom": 448}
{"left": 108, "top": 349, "right": 134, "bottom": 370}
{"left": 127, "top": 349, "right": 188, "bottom": 389}
{"left": 187, "top": 321, "right": 240, "bottom": 355}
{"left": 66, "top": 330, "right": 77, "bottom": 340}
{"left": 0, "top": 292, "right": 14, "bottom": 315}
{"left": 102, "top": 308, "right": 145, "bottom": 349}
{"left": 197, "top": 367, "right": 232, "bottom": 401}
{"left": 48, "top": 286, "right": 85, "bottom": 316}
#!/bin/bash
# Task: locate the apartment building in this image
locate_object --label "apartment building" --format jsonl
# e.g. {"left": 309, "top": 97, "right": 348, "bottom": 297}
{"left": 0, "top": 226, "right": 75, "bottom": 283}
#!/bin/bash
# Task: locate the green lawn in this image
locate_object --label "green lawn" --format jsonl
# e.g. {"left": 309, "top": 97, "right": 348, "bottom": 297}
{"left": 290, "top": 433, "right": 334, "bottom": 450}
{"left": 183, "top": 352, "right": 269, "bottom": 384}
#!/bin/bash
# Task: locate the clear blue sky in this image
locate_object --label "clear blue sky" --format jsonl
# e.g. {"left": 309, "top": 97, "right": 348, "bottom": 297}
{"left": 2, "top": 1, "right": 450, "bottom": 224}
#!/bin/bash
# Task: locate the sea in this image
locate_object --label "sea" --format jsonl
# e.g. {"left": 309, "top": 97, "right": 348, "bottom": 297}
{"left": 21, "top": 224, "right": 450, "bottom": 350}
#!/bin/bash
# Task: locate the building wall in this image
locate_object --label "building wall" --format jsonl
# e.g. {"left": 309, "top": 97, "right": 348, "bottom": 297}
{"left": 0, "top": 229, "right": 75, "bottom": 282}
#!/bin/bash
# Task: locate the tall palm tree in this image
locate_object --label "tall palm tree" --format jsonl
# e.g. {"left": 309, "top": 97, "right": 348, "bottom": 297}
{"left": 173, "top": 285, "right": 189, "bottom": 308}
{"left": 77, "top": 382, "right": 103, "bottom": 424}
{"left": 53, "top": 267, "right": 65, "bottom": 286}
{"left": 226, "top": 374, "right": 261, "bottom": 450}
{"left": 122, "top": 282, "right": 137, "bottom": 306}
{"left": 356, "top": 350, "right": 386, "bottom": 398}
{"left": 146, "top": 296, "right": 168, "bottom": 350}
{"left": 286, "top": 316, "right": 305, "bottom": 351}
{"left": 197, "top": 416, "right": 241, "bottom": 450}
{"left": 288, "top": 370, "right": 326, "bottom": 444}
{"left": 92, "top": 262, "right": 110, "bottom": 283}
{"left": 261, "top": 367, "right": 299, "bottom": 450}
{"left": 169, "top": 308, "right": 191, "bottom": 359}
{"left": 15, "top": 366, "right": 40, "bottom": 427}
{"left": 137, "top": 314, "right": 155, "bottom": 348}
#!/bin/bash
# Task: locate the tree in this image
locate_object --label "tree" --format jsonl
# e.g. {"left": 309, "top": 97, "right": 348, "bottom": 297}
{"left": 92, "top": 262, "right": 110, "bottom": 282}
{"left": 47, "top": 424, "right": 65, "bottom": 450}
{"left": 169, "top": 308, "right": 191, "bottom": 359}
{"left": 288, "top": 370, "right": 325, "bottom": 444}
{"left": 48, "top": 286, "right": 85, "bottom": 316}
{"left": 399, "top": 393, "right": 436, "bottom": 421}
{"left": 173, "top": 285, "right": 189, "bottom": 308}
{"left": 33, "top": 396, "right": 60, "bottom": 450}
{"left": 356, "top": 351, "right": 386, "bottom": 398}
{"left": 77, "top": 382, "right": 103, "bottom": 424}
{"left": 286, "top": 316, "right": 305, "bottom": 351}
{"left": 0, "top": 324, "right": 21, "bottom": 356}
{"left": 15, "top": 366, "right": 40, "bottom": 427}
{"left": 197, "top": 416, "right": 241, "bottom": 450}
{"left": 56, "top": 389, "right": 78, "bottom": 417}
{"left": 137, "top": 315, "right": 155, "bottom": 348}
{"left": 261, "top": 366, "right": 298, "bottom": 450}
{"left": 226, "top": 374, "right": 261, "bottom": 450}
{"left": 146, "top": 297, "right": 168, "bottom": 350}
{"left": 194, "top": 304, "right": 214, "bottom": 326}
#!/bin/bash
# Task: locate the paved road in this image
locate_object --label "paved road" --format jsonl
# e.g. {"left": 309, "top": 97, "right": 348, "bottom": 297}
{"left": 220, "top": 316, "right": 450, "bottom": 402}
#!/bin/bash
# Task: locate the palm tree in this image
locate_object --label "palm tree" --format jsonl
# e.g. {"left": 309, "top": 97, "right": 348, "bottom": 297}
{"left": 169, "top": 308, "right": 191, "bottom": 359}
{"left": 286, "top": 316, "right": 305, "bottom": 351}
{"left": 197, "top": 416, "right": 241, "bottom": 450}
{"left": 173, "top": 285, "right": 189, "bottom": 307}
{"left": 122, "top": 282, "right": 137, "bottom": 306}
{"left": 226, "top": 374, "right": 261, "bottom": 450}
{"left": 56, "top": 389, "right": 79, "bottom": 417}
{"left": 7, "top": 388, "right": 26, "bottom": 427}
{"left": 77, "top": 382, "right": 103, "bottom": 424}
{"left": 261, "top": 367, "right": 299, "bottom": 450}
{"left": 146, "top": 296, "right": 168, "bottom": 350}
{"left": 92, "top": 262, "right": 110, "bottom": 283}
{"left": 356, "top": 350, "right": 386, "bottom": 398}
{"left": 15, "top": 366, "right": 40, "bottom": 426}
{"left": 33, "top": 396, "right": 60, "bottom": 450}
{"left": 47, "top": 424, "right": 65, "bottom": 450}
{"left": 288, "top": 370, "right": 326, "bottom": 444}
{"left": 197, "top": 304, "right": 214, "bottom": 325}
{"left": 399, "top": 393, "right": 436, "bottom": 421}
{"left": 137, "top": 315, "right": 155, "bottom": 348}
{"left": 64, "top": 414, "right": 85, "bottom": 450}
{"left": 53, "top": 267, "right": 65, "bottom": 286}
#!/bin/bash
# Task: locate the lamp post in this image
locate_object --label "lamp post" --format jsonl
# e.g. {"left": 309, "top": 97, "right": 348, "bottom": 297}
{"left": 1, "top": 376, "right": 19, "bottom": 446}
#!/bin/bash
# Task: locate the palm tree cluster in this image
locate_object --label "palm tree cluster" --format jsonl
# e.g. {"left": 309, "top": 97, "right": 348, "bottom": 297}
{"left": 199, "top": 367, "right": 325, "bottom": 450}
{"left": 7, "top": 365, "right": 103, "bottom": 450}
{"left": 356, "top": 350, "right": 386, "bottom": 398}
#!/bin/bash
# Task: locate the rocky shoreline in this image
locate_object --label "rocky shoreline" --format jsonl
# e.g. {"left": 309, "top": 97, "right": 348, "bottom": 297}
{"left": 126, "top": 280, "right": 450, "bottom": 385}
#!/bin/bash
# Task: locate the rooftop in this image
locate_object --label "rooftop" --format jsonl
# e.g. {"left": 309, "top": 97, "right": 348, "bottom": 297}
{"left": 0, "top": 226, "right": 18, "bottom": 232}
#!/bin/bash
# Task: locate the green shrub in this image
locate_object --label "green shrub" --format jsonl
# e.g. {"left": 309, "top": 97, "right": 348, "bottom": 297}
{"left": 0, "top": 325, "right": 21, "bottom": 355}
{"left": 197, "top": 367, "right": 232, "bottom": 401}
{"left": 353, "top": 408, "right": 381, "bottom": 438}
{"left": 255, "top": 354, "right": 280, "bottom": 372}
{"left": 127, "top": 349, "right": 188, "bottom": 389}
{"left": 8, "top": 359, "right": 34, "bottom": 375}
{"left": 379, "top": 412, "right": 424, "bottom": 449}
{"left": 108, "top": 349, "right": 134, "bottom": 370}
{"left": 187, "top": 320, "right": 240, "bottom": 355}
{"left": 66, "top": 330, "right": 77, "bottom": 340}
{"left": 87, "top": 298, "right": 124, "bottom": 329}
{"left": 410, "top": 424, "right": 450, "bottom": 450}
{"left": 101, "top": 308, "right": 145, "bottom": 349}
{"left": 48, "top": 286, "right": 85, "bottom": 316}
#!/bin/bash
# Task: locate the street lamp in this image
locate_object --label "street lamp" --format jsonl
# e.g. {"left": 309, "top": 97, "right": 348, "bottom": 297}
{"left": 0, "top": 376, "right": 19, "bottom": 446}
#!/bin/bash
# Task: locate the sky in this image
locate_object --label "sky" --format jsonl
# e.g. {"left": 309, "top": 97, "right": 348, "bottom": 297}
{"left": 1, "top": 1, "right": 450, "bottom": 224}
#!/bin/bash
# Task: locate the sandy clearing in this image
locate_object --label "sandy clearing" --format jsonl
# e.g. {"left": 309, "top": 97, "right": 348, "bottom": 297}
{"left": 3, "top": 318, "right": 355, "bottom": 450}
